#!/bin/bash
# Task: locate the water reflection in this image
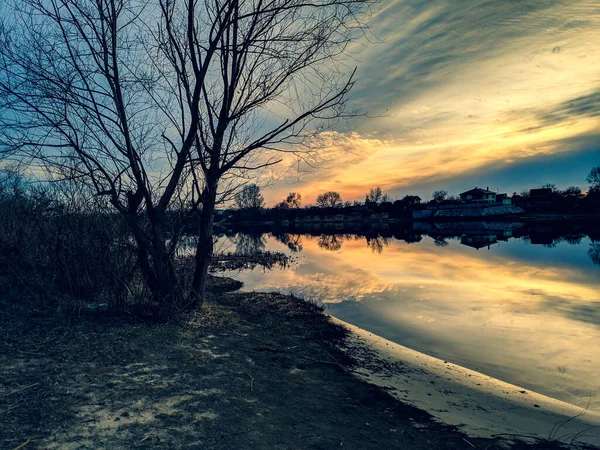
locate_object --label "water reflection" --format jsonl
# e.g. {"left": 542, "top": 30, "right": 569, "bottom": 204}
{"left": 317, "top": 234, "right": 344, "bottom": 252}
{"left": 274, "top": 233, "right": 303, "bottom": 253}
{"left": 234, "top": 233, "right": 266, "bottom": 255}
{"left": 222, "top": 224, "right": 600, "bottom": 411}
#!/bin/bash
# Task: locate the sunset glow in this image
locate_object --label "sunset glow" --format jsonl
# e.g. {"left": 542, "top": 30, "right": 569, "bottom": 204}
{"left": 265, "top": 0, "right": 600, "bottom": 204}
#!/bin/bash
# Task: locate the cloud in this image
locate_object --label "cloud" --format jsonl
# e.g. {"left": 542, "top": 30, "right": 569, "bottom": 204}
{"left": 266, "top": 0, "right": 600, "bottom": 202}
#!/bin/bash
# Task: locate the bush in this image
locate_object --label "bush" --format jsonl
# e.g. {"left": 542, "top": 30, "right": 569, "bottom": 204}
{"left": 0, "top": 173, "right": 139, "bottom": 314}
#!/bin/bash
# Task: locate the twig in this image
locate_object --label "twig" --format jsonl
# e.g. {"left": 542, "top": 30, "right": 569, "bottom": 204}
{"left": 0, "top": 400, "right": 22, "bottom": 416}
{"left": 304, "top": 356, "right": 348, "bottom": 371}
{"left": 548, "top": 398, "right": 590, "bottom": 441}
{"left": 490, "top": 433, "right": 540, "bottom": 441}
{"left": 569, "top": 425, "right": 600, "bottom": 445}
{"left": 245, "top": 372, "right": 254, "bottom": 392}
{"left": 34, "top": 330, "right": 69, "bottom": 347}
{"left": 462, "top": 437, "right": 476, "bottom": 448}
{"left": 1, "top": 383, "right": 39, "bottom": 398}
{"left": 139, "top": 433, "right": 156, "bottom": 443}
{"left": 13, "top": 439, "right": 30, "bottom": 450}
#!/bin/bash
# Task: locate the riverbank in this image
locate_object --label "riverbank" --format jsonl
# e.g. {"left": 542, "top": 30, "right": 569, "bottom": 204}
{"left": 0, "top": 285, "right": 594, "bottom": 449}
{"left": 339, "top": 320, "right": 600, "bottom": 448}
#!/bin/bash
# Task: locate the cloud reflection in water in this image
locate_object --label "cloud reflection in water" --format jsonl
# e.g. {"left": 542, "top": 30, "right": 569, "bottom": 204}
{"left": 226, "top": 233, "right": 600, "bottom": 411}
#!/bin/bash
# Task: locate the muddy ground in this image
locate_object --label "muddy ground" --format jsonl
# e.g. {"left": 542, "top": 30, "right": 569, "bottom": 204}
{"left": 0, "top": 282, "right": 586, "bottom": 449}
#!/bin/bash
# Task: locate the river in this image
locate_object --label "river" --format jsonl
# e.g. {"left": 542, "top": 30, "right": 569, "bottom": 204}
{"left": 217, "top": 224, "right": 600, "bottom": 412}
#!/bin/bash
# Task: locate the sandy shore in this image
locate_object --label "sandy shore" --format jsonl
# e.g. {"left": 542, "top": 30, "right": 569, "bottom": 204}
{"left": 335, "top": 318, "right": 600, "bottom": 447}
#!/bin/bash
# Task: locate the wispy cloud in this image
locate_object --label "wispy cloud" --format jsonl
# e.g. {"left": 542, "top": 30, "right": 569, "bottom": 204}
{"left": 265, "top": 0, "right": 600, "bottom": 204}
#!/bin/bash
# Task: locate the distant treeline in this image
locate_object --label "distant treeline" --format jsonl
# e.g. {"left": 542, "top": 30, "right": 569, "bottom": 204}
{"left": 224, "top": 167, "right": 600, "bottom": 224}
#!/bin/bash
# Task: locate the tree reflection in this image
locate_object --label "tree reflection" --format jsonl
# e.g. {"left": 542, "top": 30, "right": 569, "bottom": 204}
{"left": 433, "top": 236, "right": 449, "bottom": 247}
{"left": 234, "top": 233, "right": 266, "bottom": 255}
{"left": 366, "top": 236, "right": 390, "bottom": 254}
{"left": 317, "top": 234, "right": 343, "bottom": 252}
{"left": 589, "top": 242, "right": 600, "bottom": 266}
{"left": 274, "top": 233, "right": 303, "bottom": 253}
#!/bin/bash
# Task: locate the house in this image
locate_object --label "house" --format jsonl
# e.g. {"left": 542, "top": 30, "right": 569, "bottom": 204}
{"left": 401, "top": 195, "right": 422, "bottom": 205}
{"left": 495, "top": 193, "right": 512, "bottom": 205}
{"left": 460, "top": 234, "right": 498, "bottom": 250}
{"left": 459, "top": 187, "right": 496, "bottom": 203}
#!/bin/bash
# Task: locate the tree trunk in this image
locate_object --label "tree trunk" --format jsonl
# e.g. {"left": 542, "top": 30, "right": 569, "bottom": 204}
{"left": 133, "top": 224, "right": 181, "bottom": 315}
{"left": 190, "top": 182, "right": 217, "bottom": 307}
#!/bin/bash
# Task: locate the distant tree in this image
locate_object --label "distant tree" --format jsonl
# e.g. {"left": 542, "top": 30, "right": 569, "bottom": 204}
{"left": 316, "top": 191, "right": 343, "bottom": 208}
{"left": 235, "top": 185, "right": 265, "bottom": 210}
{"left": 587, "top": 167, "right": 600, "bottom": 191}
{"left": 562, "top": 186, "right": 582, "bottom": 198}
{"left": 277, "top": 192, "right": 302, "bottom": 209}
{"left": 366, "top": 186, "right": 383, "bottom": 204}
{"left": 353, "top": 200, "right": 363, "bottom": 207}
{"left": 432, "top": 190, "right": 448, "bottom": 202}
{"left": 541, "top": 183, "right": 558, "bottom": 192}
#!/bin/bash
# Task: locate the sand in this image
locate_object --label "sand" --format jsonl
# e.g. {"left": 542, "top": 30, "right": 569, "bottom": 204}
{"left": 336, "top": 318, "right": 600, "bottom": 447}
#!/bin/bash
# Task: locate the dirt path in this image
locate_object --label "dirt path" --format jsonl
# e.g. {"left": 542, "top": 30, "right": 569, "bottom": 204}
{"left": 0, "top": 290, "right": 581, "bottom": 449}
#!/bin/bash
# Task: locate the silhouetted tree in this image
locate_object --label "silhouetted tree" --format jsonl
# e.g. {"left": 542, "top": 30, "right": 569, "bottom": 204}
{"left": 0, "top": 0, "right": 373, "bottom": 308}
{"left": 366, "top": 186, "right": 383, "bottom": 204}
{"left": 365, "top": 186, "right": 390, "bottom": 205}
{"left": 587, "top": 167, "right": 600, "bottom": 192}
{"left": 432, "top": 190, "right": 448, "bottom": 202}
{"left": 562, "top": 186, "right": 582, "bottom": 198}
{"left": 316, "top": 191, "right": 343, "bottom": 208}
{"left": 277, "top": 192, "right": 302, "bottom": 209}
{"left": 235, "top": 185, "right": 264, "bottom": 210}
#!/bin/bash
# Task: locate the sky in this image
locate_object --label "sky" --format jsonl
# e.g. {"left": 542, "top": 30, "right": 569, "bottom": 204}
{"left": 263, "top": 0, "right": 600, "bottom": 205}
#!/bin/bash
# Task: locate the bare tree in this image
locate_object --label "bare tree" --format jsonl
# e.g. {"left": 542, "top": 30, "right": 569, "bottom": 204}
{"left": 0, "top": 0, "right": 193, "bottom": 310}
{"left": 587, "top": 166, "right": 600, "bottom": 192}
{"left": 235, "top": 184, "right": 264, "bottom": 209}
{"left": 365, "top": 186, "right": 382, "bottom": 204}
{"left": 316, "top": 191, "right": 342, "bottom": 208}
{"left": 432, "top": 190, "right": 448, "bottom": 202}
{"left": 561, "top": 186, "right": 582, "bottom": 198}
{"left": 0, "top": 0, "right": 374, "bottom": 309}
{"left": 277, "top": 192, "right": 302, "bottom": 209}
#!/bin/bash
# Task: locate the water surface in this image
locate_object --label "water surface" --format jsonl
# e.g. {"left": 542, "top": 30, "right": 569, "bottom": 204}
{"left": 220, "top": 228, "right": 600, "bottom": 411}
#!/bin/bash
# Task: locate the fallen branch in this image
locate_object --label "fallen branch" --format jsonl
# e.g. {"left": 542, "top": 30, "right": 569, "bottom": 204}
{"left": 1, "top": 383, "right": 39, "bottom": 398}
{"left": 245, "top": 372, "right": 254, "bottom": 392}
{"left": 462, "top": 437, "right": 476, "bottom": 448}
{"left": 12, "top": 439, "right": 30, "bottom": 450}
